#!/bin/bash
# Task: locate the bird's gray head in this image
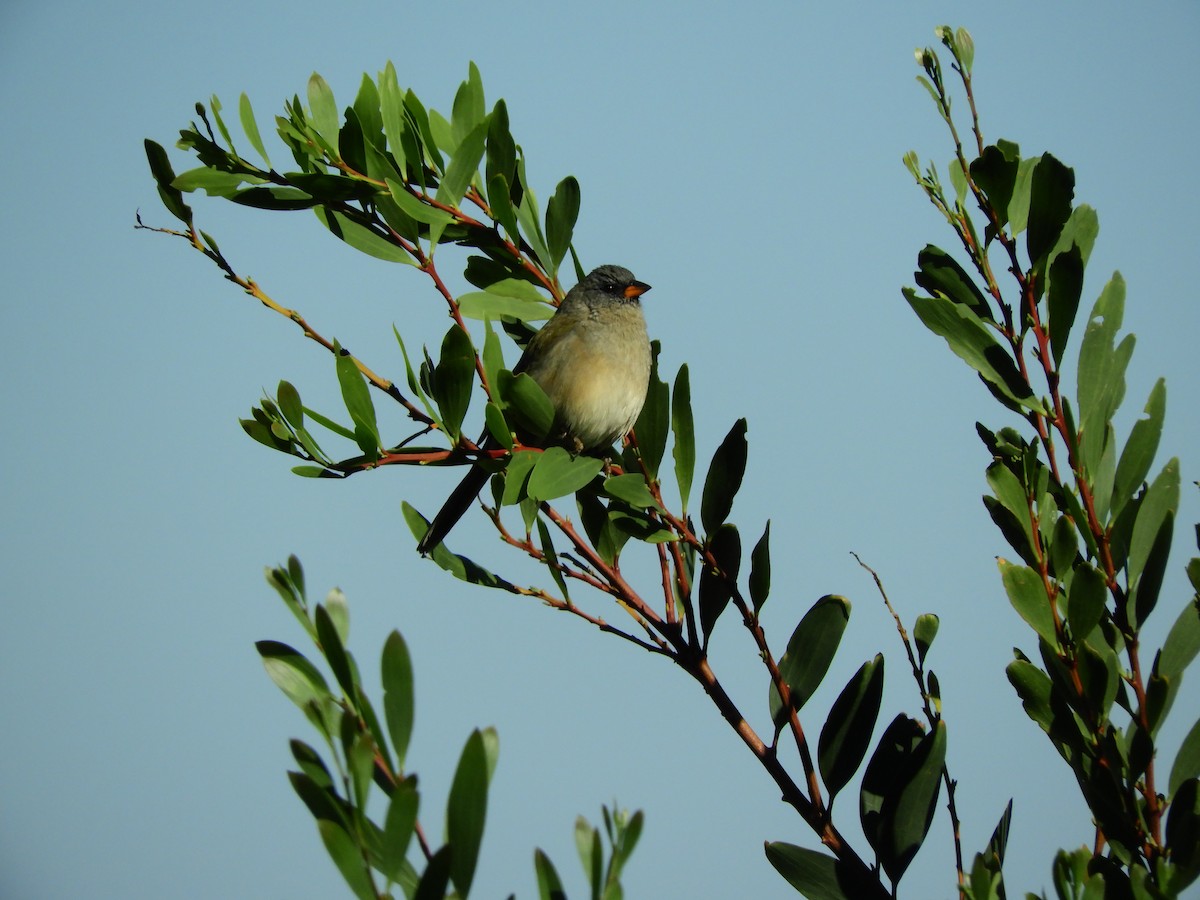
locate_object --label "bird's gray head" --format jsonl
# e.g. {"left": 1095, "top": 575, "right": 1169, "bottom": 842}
{"left": 568, "top": 264, "right": 652, "bottom": 309}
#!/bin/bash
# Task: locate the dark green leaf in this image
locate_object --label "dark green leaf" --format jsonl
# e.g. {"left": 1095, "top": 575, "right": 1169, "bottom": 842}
{"left": 888, "top": 720, "right": 947, "bottom": 882}
{"left": 527, "top": 447, "right": 603, "bottom": 502}
{"left": 257, "top": 640, "right": 332, "bottom": 710}
{"left": 1026, "top": 153, "right": 1075, "bottom": 267}
{"left": 381, "top": 776, "right": 419, "bottom": 882}
{"left": 904, "top": 288, "right": 1041, "bottom": 413}
{"left": 1160, "top": 598, "right": 1200, "bottom": 686}
{"left": 534, "top": 848, "right": 566, "bottom": 900}
{"left": 631, "top": 341, "right": 669, "bottom": 479}
{"left": 500, "top": 371, "right": 555, "bottom": 441}
{"left": 447, "top": 729, "right": 489, "bottom": 897}
{"left": 860, "top": 715, "right": 925, "bottom": 865}
{"left": 451, "top": 62, "right": 486, "bottom": 147}
{"left": 671, "top": 364, "right": 695, "bottom": 515}
{"left": 819, "top": 654, "right": 885, "bottom": 801}
{"left": 1047, "top": 244, "right": 1084, "bottom": 367}
{"left": 1128, "top": 459, "right": 1180, "bottom": 594}
{"left": 545, "top": 176, "right": 581, "bottom": 273}
{"left": 413, "top": 845, "right": 453, "bottom": 900}
{"left": 315, "top": 207, "right": 416, "bottom": 264}
{"left": 276, "top": 380, "right": 304, "bottom": 428}
{"left": 699, "top": 524, "right": 741, "bottom": 639}
{"left": 999, "top": 559, "right": 1056, "bottom": 646}
{"left": 700, "top": 418, "right": 748, "bottom": 533}
{"left": 402, "top": 502, "right": 518, "bottom": 590}
{"left": 749, "top": 521, "right": 771, "bottom": 614}
{"left": 969, "top": 141, "right": 1019, "bottom": 226}
{"left": 230, "top": 185, "right": 320, "bottom": 210}
{"left": 485, "top": 401, "right": 513, "bottom": 449}
{"left": 1066, "top": 562, "right": 1107, "bottom": 639}
{"left": 914, "top": 244, "right": 992, "bottom": 322}
{"left": 433, "top": 324, "right": 476, "bottom": 440}
{"left": 1166, "top": 779, "right": 1200, "bottom": 888}
{"left": 289, "top": 739, "right": 333, "bottom": 789}
{"left": 914, "top": 614, "right": 939, "bottom": 667}
{"left": 500, "top": 451, "right": 539, "bottom": 506}
{"left": 772, "top": 595, "right": 851, "bottom": 720}
{"left": 537, "top": 520, "right": 571, "bottom": 604}
{"left": 335, "top": 349, "right": 380, "bottom": 457}
{"left": 144, "top": 139, "right": 193, "bottom": 225}
{"left": 386, "top": 178, "right": 457, "bottom": 227}
{"left": 763, "top": 843, "right": 853, "bottom": 900}
{"left": 381, "top": 630, "right": 414, "bottom": 770}
{"left": 314, "top": 604, "right": 356, "bottom": 700}
{"left": 317, "top": 820, "right": 376, "bottom": 900}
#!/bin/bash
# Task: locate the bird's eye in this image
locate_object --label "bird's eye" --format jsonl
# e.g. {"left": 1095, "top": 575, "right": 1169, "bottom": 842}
{"left": 603, "top": 281, "right": 617, "bottom": 293}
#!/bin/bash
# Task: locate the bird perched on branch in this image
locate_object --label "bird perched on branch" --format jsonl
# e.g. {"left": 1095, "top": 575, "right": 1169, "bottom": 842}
{"left": 417, "top": 264, "right": 652, "bottom": 554}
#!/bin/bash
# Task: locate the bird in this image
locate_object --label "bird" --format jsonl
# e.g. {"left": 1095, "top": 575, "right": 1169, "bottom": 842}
{"left": 417, "top": 264, "right": 652, "bottom": 554}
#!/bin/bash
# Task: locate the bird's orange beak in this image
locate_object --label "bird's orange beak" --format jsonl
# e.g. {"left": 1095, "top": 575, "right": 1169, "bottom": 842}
{"left": 624, "top": 280, "right": 651, "bottom": 299}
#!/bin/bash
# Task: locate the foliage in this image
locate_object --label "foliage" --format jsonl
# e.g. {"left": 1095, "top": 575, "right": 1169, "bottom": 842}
{"left": 142, "top": 24, "right": 1199, "bottom": 899}
{"left": 259, "top": 555, "right": 641, "bottom": 899}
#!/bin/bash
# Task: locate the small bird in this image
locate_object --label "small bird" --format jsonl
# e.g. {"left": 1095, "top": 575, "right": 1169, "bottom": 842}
{"left": 417, "top": 264, "right": 652, "bottom": 554}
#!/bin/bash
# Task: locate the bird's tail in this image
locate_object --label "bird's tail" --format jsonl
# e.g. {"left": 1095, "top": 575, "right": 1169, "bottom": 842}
{"left": 416, "top": 463, "right": 493, "bottom": 554}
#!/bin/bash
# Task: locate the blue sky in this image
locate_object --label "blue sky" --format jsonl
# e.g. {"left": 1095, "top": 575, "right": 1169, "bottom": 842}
{"left": 3, "top": 3, "right": 1198, "bottom": 898}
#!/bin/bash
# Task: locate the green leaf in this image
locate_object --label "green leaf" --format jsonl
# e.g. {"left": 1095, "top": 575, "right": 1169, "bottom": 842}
{"left": 433, "top": 324, "right": 476, "bottom": 440}
{"left": 144, "top": 138, "right": 193, "bottom": 225}
{"left": 447, "top": 729, "right": 490, "bottom": 897}
{"left": 1112, "top": 379, "right": 1166, "bottom": 519}
{"left": 888, "top": 720, "right": 947, "bottom": 882}
{"left": 1170, "top": 717, "right": 1200, "bottom": 796}
{"left": 386, "top": 178, "right": 457, "bottom": 227}
{"left": 171, "top": 166, "right": 256, "bottom": 197}
{"left": 671, "top": 364, "right": 695, "bottom": 515}
{"left": 436, "top": 120, "right": 488, "bottom": 210}
{"left": 381, "top": 630, "right": 414, "bottom": 770}
{"left": 527, "top": 447, "right": 603, "bottom": 502}
{"left": 413, "top": 845, "right": 453, "bottom": 900}
{"left": 603, "top": 473, "right": 660, "bottom": 510}
{"left": 1160, "top": 598, "right": 1200, "bottom": 687}
{"left": 749, "top": 521, "right": 771, "bottom": 614}
{"left": 545, "top": 175, "right": 581, "bottom": 273}
{"left": 501, "top": 371, "right": 555, "bottom": 441}
{"left": 1046, "top": 244, "right": 1084, "bottom": 367}
{"left": 860, "top": 715, "right": 945, "bottom": 883}
{"left": 306, "top": 72, "right": 340, "bottom": 150}
{"left": 1076, "top": 273, "right": 1133, "bottom": 477}
{"left": 914, "top": 244, "right": 992, "bottom": 322}
{"left": 237, "top": 92, "right": 271, "bottom": 166}
{"left": 458, "top": 292, "right": 553, "bottom": 322}
{"left": 402, "top": 502, "right": 518, "bottom": 590}
{"left": 256, "top": 640, "right": 332, "bottom": 711}
{"left": 631, "top": 342, "right": 669, "bottom": 479}
{"left": 276, "top": 380, "right": 304, "bottom": 428}
{"left": 380, "top": 776, "right": 419, "bottom": 882}
{"left": 699, "top": 524, "right": 741, "bottom": 639}
{"left": 317, "top": 820, "right": 376, "bottom": 900}
{"left": 700, "top": 418, "right": 748, "bottom": 533}
{"left": 335, "top": 349, "right": 380, "bottom": 457}
{"left": 451, "top": 62, "right": 486, "bottom": 146}
{"left": 1128, "top": 458, "right": 1180, "bottom": 595}
{"left": 819, "top": 654, "right": 886, "bottom": 801}
{"left": 1166, "top": 778, "right": 1200, "bottom": 889}
{"left": 501, "top": 450, "right": 539, "bottom": 506}
{"left": 772, "top": 595, "right": 851, "bottom": 719}
{"left": 230, "top": 185, "right": 320, "bottom": 210}
{"left": 324, "top": 587, "right": 350, "bottom": 644}
{"left": 986, "top": 461, "right": 1035, "bottom": 558}
{"left": 1026, "top": 153, "right": 1075, "bottom": 268}
{"left": 763, "top": 843, "right": 854, "bottom": 900}
{"left": 999, "top": 559, "right": 1056, "bottom": 646}
{"left": 315, "top": 207, "right": 416, "bottom": 264}
{"left": 969, "top": 140, "right": 1020, "bottom": 225}
{"left": 1066, "top": 562, "right": 1107, "bottom": 640}
{"left": 575, "top": 817, "right": 602, "bottom": 900}
{"left": 914, "top": 614, "right": 939, "bottom": 667}
{"left": 904, "top": 288, "right": 1041, "bottom": 413}
{"left": 534, "top": 848, "right": 566, "bottom": 900}
{"left": 485, "top": 401, "right": 513, "bottom": 449}
{"left": 314, "top": 604, "right": 357, "bottom": 701}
